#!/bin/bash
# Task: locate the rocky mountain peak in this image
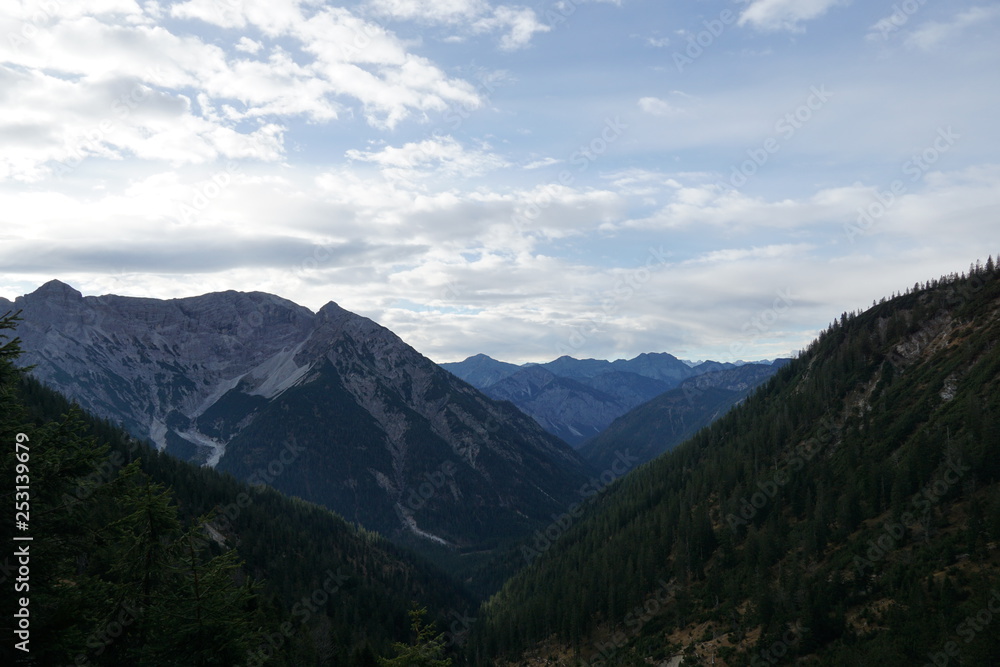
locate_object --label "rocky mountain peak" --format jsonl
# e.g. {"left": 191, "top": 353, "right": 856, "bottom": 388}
{"left": 29, "top": 279, "right": 84, "bottom": 304}
{"left": 10, "top": 281, "right": 591, "bottom": 550}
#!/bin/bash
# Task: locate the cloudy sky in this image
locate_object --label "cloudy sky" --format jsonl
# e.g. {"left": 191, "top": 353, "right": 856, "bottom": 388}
{"left": 1, "top": 0, "right": 998, "bottom": 364}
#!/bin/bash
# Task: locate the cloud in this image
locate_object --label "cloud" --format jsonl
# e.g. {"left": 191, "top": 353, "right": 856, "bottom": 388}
{"left": 367, "top": 0, "right": 488, "bottom": 24}
{"left": 684, "top": 244, "right": 815, "bottom": 265}
{"left": 472, "top": 6, "right": 550, "bottom": 50}
{"left": 523, "top": 157, "right": 561, "bottom": 170}
{"left": 904, "top": 6, "right": 1000, "bottom": 50}
{"left": 346, "top": 136, "right": 509, "bottom": 179}
{"left": 5, "top": 2, "right": 482, "bottom": 126}
{"left": 0, "top": 1, "right": 489, "bottom": 180}
{"left": 638, "top": 96, "right": 679, "bottom": 116}
{"left": 0, "top": 65, "right": 285, "bottom": 182}
{"left": 738, "top": 0, "right": 845, "bottom": 32}
{"left": 613, "top": 165, "right": 1000, "bottom": 243}
{"left": 235, "top": 37, "right": 263, "bottom": 54}
{"left": 0, "top": 235, "right": 419, "bottom": 274}
{"left": 369, "top": 0, "right": 549, "bottom": 50}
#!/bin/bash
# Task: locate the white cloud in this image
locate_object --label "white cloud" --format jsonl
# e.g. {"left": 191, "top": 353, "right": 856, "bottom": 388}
{"left": 235, "top": 37, "right": 263, "bottom": 54}
{"left": 346, "top": 136, "right": 509, "bottom": 179}
{"left": 904, "top": 6, "right": 1000, "bottom": 50}
{"left": 367, "top": 0, "right": 488, "bottom": 24}
{"left": 0, "top": 65, "right": 285, "bottom": 182}
{"left": 738, "top": 0, "right": 845, "bottom": 32}
{"left": 369, "top": 0, "right": 549, "bottom": 50}
{"left": 684, "top": 244, "right": 815, "bottom": 265}
{"left": 0, "top": 0, "right": 488, "bottom": 180}
{"left": 638, "top": 96, "right": 679, "bottom": 116}
{"left": 472, "top": 6, "right": 550, "bottom": 51}
{"left": 524, "top": 157, "right": 561, "bottom": 170}
{"left": 615, "top": 166, "right": 1000, "bottom": 241}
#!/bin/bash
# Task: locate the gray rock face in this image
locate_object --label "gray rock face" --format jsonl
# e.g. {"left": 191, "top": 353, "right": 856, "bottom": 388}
{"left": 3, "top": 281, "right": 314, "bottom": 465}
{"left": 2, "top": 281, "right": 590, "bottom": 546}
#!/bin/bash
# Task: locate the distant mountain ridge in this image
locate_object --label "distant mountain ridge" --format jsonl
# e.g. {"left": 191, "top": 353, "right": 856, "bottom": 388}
{"left": 579, "top": 360, "right": 790, "bottom": 469}
{"left": 1, "top": 281, "right": 592, "bottom": 549}
{"left": 442, "top": 352, "right": 764, "bottom": 447}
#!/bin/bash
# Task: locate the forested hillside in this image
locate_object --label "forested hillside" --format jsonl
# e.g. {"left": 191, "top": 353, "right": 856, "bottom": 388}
{"left": 471, "top": 260, "right": 1000, "bottom": 666}
{"left": 0, "top": 314, "right": 474, "bottom": 666}
{"left": 579, "top": 361, "right": 788, "bottom": 470}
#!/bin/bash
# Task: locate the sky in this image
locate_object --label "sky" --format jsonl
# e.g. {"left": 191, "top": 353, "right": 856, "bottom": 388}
{"left": 1, "top": 0, "right": 998, "bottom": 365}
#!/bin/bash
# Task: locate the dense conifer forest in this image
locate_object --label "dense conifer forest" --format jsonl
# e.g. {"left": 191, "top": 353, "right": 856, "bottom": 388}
{"left": 0, "top": 314, "right": 472, "bottom": 666}
{"left": 470, "top": 260, "right": 1000, "bottom": 665}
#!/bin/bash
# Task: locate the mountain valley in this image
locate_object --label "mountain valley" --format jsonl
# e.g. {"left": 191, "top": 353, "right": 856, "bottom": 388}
{"left": 3, "top": 259, "right": 1000, "bottom": 665}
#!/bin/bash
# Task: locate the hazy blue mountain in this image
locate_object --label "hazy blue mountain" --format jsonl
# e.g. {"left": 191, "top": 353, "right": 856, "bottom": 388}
{"left": 579, "top": 360, "right": 790, "bottom": 469}
{"left": 478, "top": 365, "right": 670, "bottom": 447}
{"left": 443, "top": 351, "right": 733, "bottom": 447}
{"left": 439, "top": 353, "right": 522, "bottom": 388}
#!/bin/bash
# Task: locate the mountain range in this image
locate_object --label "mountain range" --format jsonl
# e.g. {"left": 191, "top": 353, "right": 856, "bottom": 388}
{"left": 0, "top": 280, "right": 590, "bottom": 550}
{"left": 442, "top": 352, "right": 775, "bottom": 447}
{"left": 0, "top": 332, "right": 475, "bottom": 666}
{"left": 4, "top": 260, "right": 1000, "bottom": 665}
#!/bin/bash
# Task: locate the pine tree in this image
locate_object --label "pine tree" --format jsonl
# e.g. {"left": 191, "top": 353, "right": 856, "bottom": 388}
{"left": 378, "top": 608, "right": 452, "bottom": 667}
{"left": 0, "top": 314, "right": 260, "bottom": 665}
